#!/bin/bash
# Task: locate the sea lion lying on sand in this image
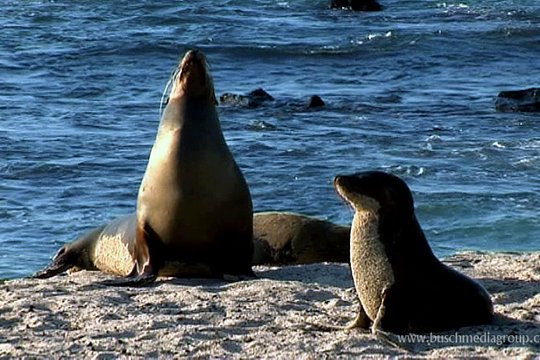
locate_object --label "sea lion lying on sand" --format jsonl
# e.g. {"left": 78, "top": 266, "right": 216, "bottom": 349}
{"left": 34, "top": 212, "right": 351, "bottom": 279}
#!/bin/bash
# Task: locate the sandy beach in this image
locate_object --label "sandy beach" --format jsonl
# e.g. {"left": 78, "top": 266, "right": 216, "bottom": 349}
{"left": 1, "top": 251, "right": 539, "bottom": 359}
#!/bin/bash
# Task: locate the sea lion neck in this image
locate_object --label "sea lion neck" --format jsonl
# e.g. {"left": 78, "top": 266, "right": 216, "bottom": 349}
{"left": 377, "top": 210, "right": 439, "bottom": 271}
{"left": 169, "top": 84, "right": 216, "bottom": 105}
{"left": 159, "top": 96, "right": 219, "bottom": 130}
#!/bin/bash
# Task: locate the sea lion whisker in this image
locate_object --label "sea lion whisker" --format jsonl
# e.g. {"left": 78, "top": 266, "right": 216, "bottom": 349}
{"left": 159, "top": 66, "right": 182, "bottom": 115}
{"left": 159, "top": 81, "right": 170, "bottom": 115}
{"left": 335, "top": 187, "right": 355, "bottom": 213}
{"left": 159, "top": 73, "right": 175, "bottom": 116}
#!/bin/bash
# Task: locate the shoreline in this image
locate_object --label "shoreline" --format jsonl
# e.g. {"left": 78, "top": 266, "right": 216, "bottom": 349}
{"left": 1, "top": 251, "right": 539, "bottom": 358}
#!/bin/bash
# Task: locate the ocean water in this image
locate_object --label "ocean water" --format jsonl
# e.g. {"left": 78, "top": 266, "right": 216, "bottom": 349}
{"left": 1, "top": 0, "right": 539, "bottom": 279}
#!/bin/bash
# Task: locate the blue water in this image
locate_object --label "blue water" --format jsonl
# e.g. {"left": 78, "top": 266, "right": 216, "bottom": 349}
{"left": 1, "top": 0, "right": 539, "bottom": 279}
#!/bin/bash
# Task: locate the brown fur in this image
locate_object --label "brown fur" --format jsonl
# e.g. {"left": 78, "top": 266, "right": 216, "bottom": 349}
{"left": 334, "top": 171, "right": 493, "bottom": 334}
{"left": 134, "top": 50, "right": 253, "bottom": 281}
{"left": 252, "top": 212, "right": 350, "bottom": 265}
{"left": 34, "top": 51, "right": 253, "bottom": 284}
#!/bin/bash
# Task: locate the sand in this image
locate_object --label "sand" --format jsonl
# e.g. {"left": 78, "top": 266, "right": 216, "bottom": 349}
{"left": 1, "top": 251, "right": 539, "bottom": 359}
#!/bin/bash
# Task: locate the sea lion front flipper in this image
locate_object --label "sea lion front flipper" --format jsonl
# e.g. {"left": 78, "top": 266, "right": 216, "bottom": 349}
{"left": 371, "top": 286, "right": 414, "bottom": 351}
{"left": 371, "top": 286, "right": 391, "bottom": 335}
{"left": 346, "top": 304, "right": 371, "bottom": 330}
{"left": 101, "top": 222, "right": 160, "bottom": 286}
{"left": 301, "top": 303, "right": 371, "bottom": 332}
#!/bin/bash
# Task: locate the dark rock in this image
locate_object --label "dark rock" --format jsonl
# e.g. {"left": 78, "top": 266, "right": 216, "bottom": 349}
{"left": 219, "top": 93, "right": 249, "bottom": 107}
{"left": 220, "top": 88, "right": 274, "bottom": 108}
{"left": 307, "top": 95, "right": 325, "bottom": 108}
{"left": 248, "top": 88, "right": 274, "bottom": 102}
{"left": 220, "top": 89, "right": 325, "bottom": 111}
{"left": 495, "top": 88, "right": 540, "bottom": 112}
{"left": 330, "top": 0, "right": 383, "bottom": 12}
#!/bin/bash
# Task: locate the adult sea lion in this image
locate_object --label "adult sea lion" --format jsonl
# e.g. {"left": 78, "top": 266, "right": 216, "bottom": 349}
{"left": 334, "top": 171, "right": 493, "bottom": 334}
{"left": 32, "top": 213, "right": 212, "bottom": 279}
{"left": 219, "top": 88, "right": 274, "bottom": 108}
{"left": 252, "top": 212, "right": 350, "bottom": 265}
{"left": 35, "top": 50, "right": 254, "bottom": 284}
{"left": 127, "top": 49, "right": 254, "bottom": 284}
{"left": 33, "top": 214, "right": 134, "bottom": 279}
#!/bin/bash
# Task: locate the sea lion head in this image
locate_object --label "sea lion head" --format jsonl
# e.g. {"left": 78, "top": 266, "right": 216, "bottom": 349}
{"left": 169, "top": 49, "right": 217, "bottom": 104}
{"left": 32, "top": 234, "right": 98, "bottom": 279}
{"left": 334, "top": 171, "right": 415, "bottom": 215}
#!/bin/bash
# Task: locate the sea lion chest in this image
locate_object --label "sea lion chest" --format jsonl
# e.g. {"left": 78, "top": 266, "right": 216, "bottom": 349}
{"left": 350, "top": 210, "right": 395, "bottom": 321}
{"left": 137, "top": 100, "right": 239, "bottom": 245}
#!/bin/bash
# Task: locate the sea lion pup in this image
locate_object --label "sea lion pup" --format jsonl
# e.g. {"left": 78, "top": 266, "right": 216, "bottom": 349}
{"left": 124, "top": 49, "right": 254, "bottom": 285}
{"left": 334, "top": 171, "right": 493, "bottom": 334}
{"left": 252, "top": 212, "right": 350, "bottom": 265}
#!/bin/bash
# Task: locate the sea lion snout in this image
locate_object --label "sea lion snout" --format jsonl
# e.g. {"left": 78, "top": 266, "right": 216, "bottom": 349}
{"left": 334, "top": 173, "right": 381, "bottom": 212}
{"left": 333, "top": 175, "right": 346, "bottom": 188}
{"left": 171, "top": 49, "right": 216, "bottom": 104}
{"left": 334, "top": 173, "right": 377, "bottom": 198}
{"left": 180, "top": 49, "right": 205, "bottom": 73}
{"left": 333, "top": 174, "right": 355, "bottom": 198}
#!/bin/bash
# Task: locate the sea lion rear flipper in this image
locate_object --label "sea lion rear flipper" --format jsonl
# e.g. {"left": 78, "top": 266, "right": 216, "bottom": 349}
{"left": 346, "top": 305, "right": 371, "bottom": 330}
{"left": 101, "top": 222, "right": 160, "bottom": 286}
